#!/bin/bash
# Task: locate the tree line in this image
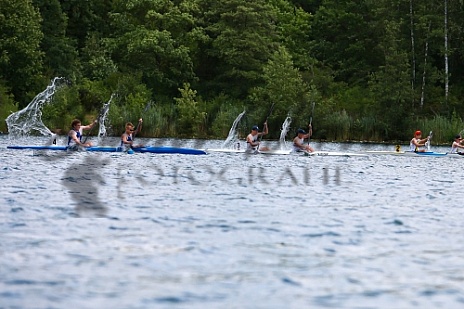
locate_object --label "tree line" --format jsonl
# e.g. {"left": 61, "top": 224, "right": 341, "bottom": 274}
{"left": 1, "top": 0, "right": 463, "bottom": 143}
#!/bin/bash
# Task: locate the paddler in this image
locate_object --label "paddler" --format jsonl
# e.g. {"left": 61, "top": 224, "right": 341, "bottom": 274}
{"left": 121, "top": 119, "right": 143, "bottom": 151}
{"left": 292, "top": 125, "right": 314, "bottom": 153}
{"left": 450, "top": 134, "right": 464, "bottom": 154}
{"left": 67, "top": 119, "right": 97, "bottom": 148}
{"left": 246, "top": 122, "right": 269, "bottom": 152}
{"left": 409, "top": 130, "right": 430, "bottom": 152}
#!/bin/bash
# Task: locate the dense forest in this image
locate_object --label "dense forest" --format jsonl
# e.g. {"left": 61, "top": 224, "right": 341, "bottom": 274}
{"left": 1, "top": 0, "right": 464, "bottom": 143}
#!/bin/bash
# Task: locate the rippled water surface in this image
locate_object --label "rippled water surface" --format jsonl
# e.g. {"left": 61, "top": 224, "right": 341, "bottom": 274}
{"left": 1, "top": 135, "right": 463, "bottom": 308}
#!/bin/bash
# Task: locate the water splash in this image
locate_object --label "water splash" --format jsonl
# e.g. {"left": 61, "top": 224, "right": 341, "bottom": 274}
{"left": 425, "top": 130, "right": 433, "bottom": 151}
{"left": 5, "top": 77, "right": 65, "bottom": 138}
{"left": 96, "top": 94, "right": 115, "bottom": 142}
{"left": 222, "top": 110, "right": 246, "bottom": 149}
{"left": 279, "top": 116, "right": 292, "bottom": 150}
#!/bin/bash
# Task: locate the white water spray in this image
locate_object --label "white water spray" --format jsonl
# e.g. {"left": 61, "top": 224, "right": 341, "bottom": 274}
{"left": 222, "top": 110, "right": 246, "bottom": 149}
{"left": 279, "top": 116, "right": 292, "bottom": 150}
{"left": 96, "top": 94, "right": 115, "bottom": 142}
{"left": 6, "top": 77, "right": 65, "bottom": 139}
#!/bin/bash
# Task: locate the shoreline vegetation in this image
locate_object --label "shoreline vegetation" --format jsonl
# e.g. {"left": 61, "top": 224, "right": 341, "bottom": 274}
{"left": 2, "top": 95, "right": 462, "bottom": 145}
{"left": 0, "top": 134, "right": 456, "bottom": 148}
{"left": 1, "top": 1, "right": 464, "bottom": 145}
{"left": 0, "top": 131, "right": 456, "bottom": 148}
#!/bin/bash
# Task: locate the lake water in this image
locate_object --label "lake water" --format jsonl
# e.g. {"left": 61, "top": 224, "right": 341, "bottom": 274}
{"left": 1, "top": 135, "right": 463, "bottom": 308}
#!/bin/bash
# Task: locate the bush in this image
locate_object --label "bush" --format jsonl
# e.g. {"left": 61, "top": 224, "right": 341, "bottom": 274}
{"left": 174, "top": 83, "right": 206, "bottom": 137}
{"left": 0, "top": 85, "right": 18, "bottom": 133}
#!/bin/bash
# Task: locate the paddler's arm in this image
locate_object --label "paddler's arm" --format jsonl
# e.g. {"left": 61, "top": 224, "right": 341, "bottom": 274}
{"left": 82, "top": 119, "right": 98, "bottom": 130}
{"left": 259, "top": 121, "right": 268, "bottom": 136}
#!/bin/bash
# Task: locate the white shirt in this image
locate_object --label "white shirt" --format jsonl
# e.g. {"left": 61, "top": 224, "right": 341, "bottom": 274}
{"left": 246, "top": 133, "right": 258, "bottom": 151}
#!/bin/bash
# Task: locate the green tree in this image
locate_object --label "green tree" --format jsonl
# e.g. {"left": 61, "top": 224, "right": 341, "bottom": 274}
{"left": 175, "top": 83, "right": 206, "bottom": 137}
{"left": 33, "top": 0, "right": 79, "bottom": 79}
{"left": 309, "top": 0, "right": 382, "bottom": 85}
{"left": 0, "top": 0, "right": 44, "bottom": 106}
{"left": 60, "top": 0, "right": 113, "bottom": 50}
{"left": 269, "top": 0, "right": 314, "bottom": 69}
{"left": 195, "top": 0, "right": 280, "bottom": 99}
{"left": 369, "top": 19, "right": 413, "bottom": 139}
{"left": 81, "top": 34, "right": 117, "bottom": 81}
{"left": 0, "top": 81, "right": 18, "bottom": 132}
{"left": 107, "top": 0, "right": 196, "bottom": 97}
{"left": 248, "top": 46, "right": 312, "bottom": 137}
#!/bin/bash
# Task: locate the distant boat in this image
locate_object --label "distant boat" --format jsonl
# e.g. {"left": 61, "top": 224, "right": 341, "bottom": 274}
{"left": 362, "top": 150, "right": 449, "bottom": 157}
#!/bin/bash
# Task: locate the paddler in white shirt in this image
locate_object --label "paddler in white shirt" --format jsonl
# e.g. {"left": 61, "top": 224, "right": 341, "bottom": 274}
{"left": 293, "top": 125, "right": 314, "bottom": 153}
{"left": 67, "top": 119, "right": 97, "bottom": 148}
{"left": 246, "top": 122, "right": 269, "bottom": 152}
{"left": 450, "top": 134, "right": 464, "bottom": 154}
{"left": 409, "top": 130, "right": 430, "bottom": 152}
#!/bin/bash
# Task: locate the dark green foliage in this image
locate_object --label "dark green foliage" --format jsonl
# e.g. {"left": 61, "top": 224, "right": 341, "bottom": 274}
{"left": 41, "top": 86, "right": 83, "bottom": 133}
{"left": 0, "top": 81, "right": 18, "bottom": 132}
{"left": 195, "top": 0, "right": 280, "bottom": 99}
{"left": 0, "top": 0, "right": 44, "bottom": 106}
{"left": 248, "top": 46, "right": 313, "bottom": 138}
{"left": 1, "top": 0, "right": 464, "bottom": 144}
{"left": 210, "top": 98, "right": 246, "bottom": 138}
{"left": 33, "top": 0, "right": 79, "bottom": 78}
{"left": 107, "top": 0, "right": 197, "bottom": 97}
{"left": 174, "top": 83, "right": 206, "bottom": 137}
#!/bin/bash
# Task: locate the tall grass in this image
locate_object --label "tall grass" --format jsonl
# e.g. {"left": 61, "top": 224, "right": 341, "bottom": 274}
{"left": 0, "top": 100, "right": 18, "bottom": 133}
{"left": 413, "top": 114, "right": 463, "bottom": 145}
{"left": 319, "top": 110, "right": 351, "bottom": 140}
{"left": 315, "top": 110, "right": 463, "bottom": 143}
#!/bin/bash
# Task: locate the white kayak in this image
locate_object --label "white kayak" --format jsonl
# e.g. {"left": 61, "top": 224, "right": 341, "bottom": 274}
{"left": 446, "top": 152, "right": 464, "bottom": 158}
{"left": 304, "top": 151, "right": 368, "bottom": 157}
{"left": 204, "top": 148, "right": 367, "bottom": 157}
{"left": 204, "top": 148, "right": 245, "bottom": 153}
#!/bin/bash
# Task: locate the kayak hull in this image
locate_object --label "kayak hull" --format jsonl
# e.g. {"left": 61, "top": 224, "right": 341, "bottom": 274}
{"left": 7, "top": 145, "right": 68, "bottom": 151}
{"left": 363, "top": 150, "right": 448, "bottom": 157}
{"left": 305, "top": 151, "right": 368, "bottom": 157}
{"left": 133, "top": 146, "right": 206, "bottom": 155}
{"left": 7, "top": 145, "right": 207, "bottom": 155}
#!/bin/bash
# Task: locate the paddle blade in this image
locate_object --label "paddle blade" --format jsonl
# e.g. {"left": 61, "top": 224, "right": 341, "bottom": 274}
{"left": 426, "top": 131, "right": 433, "bottom": 151}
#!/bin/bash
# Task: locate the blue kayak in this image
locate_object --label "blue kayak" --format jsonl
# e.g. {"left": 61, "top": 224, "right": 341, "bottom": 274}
{"left": 415, "top": 151, "right": 448, "bottom": 157}
{"left": 7, "top": 145, "right": 207, "bottom": 155}
{"left": 7, "top": 145, "right": 68, "bottom": 151}
{"left": 364, "top": 150, "right": 449, "bottom": 157}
